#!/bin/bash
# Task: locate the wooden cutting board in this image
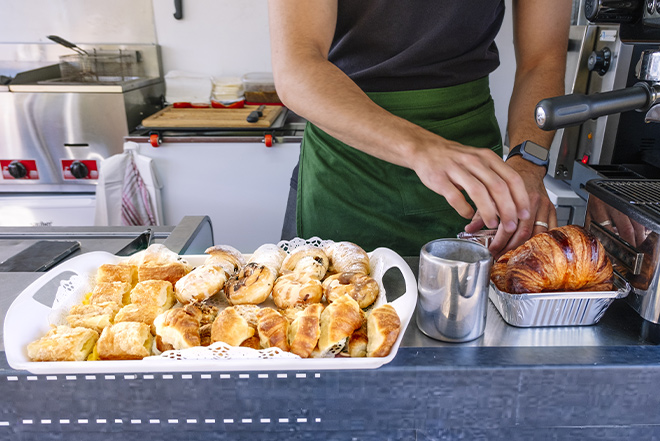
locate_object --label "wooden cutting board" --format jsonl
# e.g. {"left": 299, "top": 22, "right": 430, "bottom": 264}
{"left": 141, "top": 105, "right": 284, "bottom": 129}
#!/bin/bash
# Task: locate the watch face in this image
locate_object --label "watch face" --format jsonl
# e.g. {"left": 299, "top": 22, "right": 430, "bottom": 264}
{"left": 524, "top": 142, "right": 549, "bottom": 161}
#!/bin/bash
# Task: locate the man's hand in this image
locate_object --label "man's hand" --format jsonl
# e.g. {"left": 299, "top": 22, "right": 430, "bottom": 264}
{"left": 464, "top": 155, "right": 556, "bottom": 258}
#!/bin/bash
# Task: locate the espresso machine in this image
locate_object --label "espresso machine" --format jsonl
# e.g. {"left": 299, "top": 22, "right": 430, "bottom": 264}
{"left": 537, "top": 0, "right": 660, "bottom": 326}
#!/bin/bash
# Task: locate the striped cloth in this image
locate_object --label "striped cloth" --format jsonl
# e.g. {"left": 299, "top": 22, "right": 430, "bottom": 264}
{"left": 120, "top": 154, "right": 156, "bottom": 226}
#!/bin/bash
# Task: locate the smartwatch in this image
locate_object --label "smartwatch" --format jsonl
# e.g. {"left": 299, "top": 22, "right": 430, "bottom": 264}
{"left": 507, "top": 140, "right": 549, "bottom": 170}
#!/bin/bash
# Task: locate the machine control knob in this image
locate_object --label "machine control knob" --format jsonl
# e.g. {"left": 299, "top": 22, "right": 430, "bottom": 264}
{"left": 585, "top": 0, "right": 642, "bottom": 23}
{"left": 70, "top": 161, "right": 88, "bottom": 179}
{"left": 588, "top": 47, "right": 612, "bottom": 76}
{"left": 7, "top": 161, "right": 27, "bottom": 179}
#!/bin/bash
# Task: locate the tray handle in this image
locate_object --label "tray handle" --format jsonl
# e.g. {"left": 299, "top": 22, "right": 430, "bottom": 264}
{"left": 370, "top": 247, "right": 418, "bottom": 322}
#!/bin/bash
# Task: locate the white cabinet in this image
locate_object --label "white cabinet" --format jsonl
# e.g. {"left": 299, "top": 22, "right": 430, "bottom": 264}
{"left": 133, "top": 140, "right": 299, "bottom": 253}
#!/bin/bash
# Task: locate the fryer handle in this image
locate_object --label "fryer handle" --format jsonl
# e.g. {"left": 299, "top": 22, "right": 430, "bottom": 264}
{"left": 535, "top": 83, "right": 652, "bottom": 131}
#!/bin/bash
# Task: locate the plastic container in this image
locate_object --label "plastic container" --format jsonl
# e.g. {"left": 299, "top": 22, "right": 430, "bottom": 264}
{"left": 241, "top": 72, "right": 281, "bottom": 104}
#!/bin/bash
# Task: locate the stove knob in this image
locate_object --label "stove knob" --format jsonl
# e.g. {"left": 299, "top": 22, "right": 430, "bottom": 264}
{"left": 70, "top": 161, "right": 89, "bottom": 179}
{"left": 588, "top": 47, "right": 612, "bottom": 76}
{"left": 7, "top": 161, "right": 27, "bottom": 179}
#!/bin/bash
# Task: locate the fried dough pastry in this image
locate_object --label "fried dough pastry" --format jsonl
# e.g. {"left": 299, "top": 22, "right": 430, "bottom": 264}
{"left": 27, "top": 326, "right": 99, "bottom": 362}
{"left": 288, "top": 303, "right": 324, "bottom": 358}
{"left": 322, "top": 272, "right": 379, "bottom": 308}
{"left": 272, "top": 272, "right": 323, "bottom": 309}
{"left": 256, "top": 307, "right": 289, "bottom": 352}
{"left": 225, "top": 262, "right": 276, "bottom": 305}
{"left": 248, "top": 243, "right": 287, "bottom": 277}
{"left": 204, "top": 245, "right": 246, "bottom": 277}
{"left": 324, "top": 241, "right": 370, "bottom": 275}
{"left": 211, "top": 306, "right": 255, "bottom": 347}
{"left": 175, "top": 264, "right": 227, "bottom": 304}
{"left": 491, "top": 224, "right": 613, "bottom": 294}
{"left": 366, "top": 304, "right": 400, "bottom": 358}
{"left": 97, "top": 322, "right": 153, "bottom": 360}
{"left": 316, "top": 294, "right": 362, "bottom": 358}
{"left": 281, "top": 245, "right": 329, "bottom": 279}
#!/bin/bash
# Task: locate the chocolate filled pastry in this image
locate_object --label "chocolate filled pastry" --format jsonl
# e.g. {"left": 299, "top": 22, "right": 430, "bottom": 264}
{"left": 366, "top": 304, "right": 400, "bottom": 358}
{"left": 175, "top": 264, "right": 227, "bottom": 304}
{"left": 491, "top": 224, "right": 614, "bottom": 294}
{"left": 225, "top": 262, "right": 276, "bottom": 305}
{"left": 114, "top": 303, "right": 161, "bottom": 327}
{"left": 97, "top": 322, "right": 153, "bottom": 360}
{"left": 130, "top": 280, "right": 175, "bottom": 311}
{"left": 88, "top": 281, "right": 132, "bottom": 306}
{"left": 272, "top": 272, "right": 323, "bottom": 309}
{"left": 316, "top": 294, "right": 362, "bottom": 358}
{"left": 211, "top": 306, "right": 255, "bottom": 347}
{"left": 324, "top": 241, "right": 370, "bottom": 275}
{"left": 322, "top": 272, "right": 380, "bottom": 308}
{"left": 288, "top": 303, "right": 324, "bottom": 358}
{"left": 204, "top": 245, "right": 246, "bottom": 277}
{"left": 249, "top": 244, "right": 287, "bottom": 276}
{"left": 66, "top": 302, "right": 121, "bottom": 334}
{"left": 27, "top": 326, "right": 99, "bottom": 362}
{"left": 153, "top": 308, "right": 201, "bottom": 351}
{"left": 281, "top": 245, "right": 329, "bottom": 279}
{"left": 96, "top": 263, "right": 137, "bottom": 286}
{"left": 256, "top": 307, "right": 289, "bottom": 352}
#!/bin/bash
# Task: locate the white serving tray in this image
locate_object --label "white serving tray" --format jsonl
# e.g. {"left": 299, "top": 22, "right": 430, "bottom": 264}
{"left": 4, "top": 246, "right": 417, "bottom": 374}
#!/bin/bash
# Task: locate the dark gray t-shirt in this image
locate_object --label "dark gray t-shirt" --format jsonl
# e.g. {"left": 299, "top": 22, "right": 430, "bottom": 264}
{"left": 328, "top": 1, "right": 505, "bottom": 92}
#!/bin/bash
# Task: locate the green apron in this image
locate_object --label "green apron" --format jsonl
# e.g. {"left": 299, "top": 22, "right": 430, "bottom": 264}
{"left": 297, "top": 76, "right": 502, "bottom": 256}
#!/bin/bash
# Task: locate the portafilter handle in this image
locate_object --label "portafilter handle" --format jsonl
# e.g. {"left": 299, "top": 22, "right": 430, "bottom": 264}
{"left": 535, "top": 82, "right": 660, "bottom": 131}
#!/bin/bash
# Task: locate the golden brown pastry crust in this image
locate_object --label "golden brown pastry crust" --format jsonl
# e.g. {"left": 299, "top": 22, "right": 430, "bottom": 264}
{"left": 114, "top": 303, "right": 161, "bottom": 327}
{"left": 138, "top": 262, "right": 190, "bottom": 286}
{"left": 324, "top": 241, "right": 370, "bottom": 275}
{"left": 225, "top": 262, "right": 276, "bottom": 305}
{"left": 366, "top": 304, "right": 400, "bottom": 358}
{"left": 96, "top": 263, "right": 137, "bottom": 286}
{"left": 66, "top": 302, "right": 121, "bottom": 333}
{"left": 288, "top": 303, "right": 324, "bottom": 358}
{"left": 348, "top": 319, "right": 368, "bottom": 358}
{"left": 248, "top": 244, "right": 287, "bottom": 277}
{"left": 231, "top": 304, "right": 261, "bottom": 328}
{"left": 317, "top": 294, "right": 362, "bottom": 357}
{"left": 256, "top": 307, "right": 289, "bottom": 352}
{"left": 211, "top": 307, "right": 255, "bottom": 346}
{"left": 272, "top": 272, "right": 323, "bottom": 309}
{"left": 97, "top": 322, "right": 152, "bottom": 360}
{"left": 89, "top": 281, "right": 132, "bottom": 306}
{"left": 322, "top": 272, "right": 379, "bottom": 308}
{"left": 174, "top": 264, "right": 227, "bottom": 304}
{"left": 130, "top": 280, "right": 175, "bottom": 311}
{"left": 183, "top": 303, "right": 218, "bottom": 327}
{"left": 281, "top": 245, "right": 329, "bottom": 279}
{"left": 204, "top": 245, "right": 246, "bottom": 277}
{"left": 240, "top": 335, "right": 261, "bottom": 350}
{"left": 153, "top": 308, "right": 201, "bottom": 351}
{"left": 492, "top": 224, "right": 614, "bottom": 294}
{"left": 27, "top": 326, "right": 99, "bottom": 362}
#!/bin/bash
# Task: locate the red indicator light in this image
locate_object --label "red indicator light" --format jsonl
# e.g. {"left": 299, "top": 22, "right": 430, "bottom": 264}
{"left": 581, "top": 155, "right": 589, "bottom": 164}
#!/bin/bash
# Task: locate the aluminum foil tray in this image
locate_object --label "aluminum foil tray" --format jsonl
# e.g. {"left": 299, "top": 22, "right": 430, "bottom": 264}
{"left": 488, "top": 278, "right": 630, "bottom": 327}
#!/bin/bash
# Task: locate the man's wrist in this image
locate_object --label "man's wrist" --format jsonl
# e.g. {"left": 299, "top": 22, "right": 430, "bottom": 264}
{"left": 505, "top": 155, "right": 547, "bottom": 180}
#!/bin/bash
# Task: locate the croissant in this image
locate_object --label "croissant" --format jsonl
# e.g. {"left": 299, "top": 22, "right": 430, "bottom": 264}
{"left": 492, "top": 224, "right": 613, "bottom": 294}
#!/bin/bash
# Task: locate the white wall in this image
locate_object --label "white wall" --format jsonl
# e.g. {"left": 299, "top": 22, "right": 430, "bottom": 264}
{"left": 491, "top": 0, "right": 516, "bottom": 144}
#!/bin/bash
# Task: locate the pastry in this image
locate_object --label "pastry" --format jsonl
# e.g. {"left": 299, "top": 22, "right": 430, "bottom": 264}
{"left": 96, "top": 263, "right": 137, "bottom": 286}
{"left": 204, "top": 245, "right": 246, "bottom": 277}
{"left": 272, "top": 272, "right": 323, "bottom": 309}
{"left": 137, "top": 262, "right": 190, "bottom": 286}
{"left": 130, "top": 280, "right": 175, "bottom": 311}
{"left": 66, "top": 302, "right": 121, "bottom": 333}
{"left": 88, "top": 281, "right": 132, "bottom": 306}
{"left": 96, "top": 322, "right": 153, "bottom": 360}
{"left": 240, "top": 335, "right": 261, "bottom": 350}
{"left": 184, "top": 303, "right": 218, "bottom": 327}
{"left": 225, "top": 262, "right": 276, "bottom": 305}
{"left": 281, "top": 245, "right": 329, "bottom": 279}
{"left": 231, "top": 304, "right": 261, "bottom": 328}
{"left": 366, "top": 304, "right": 400, "bottom": 358}
{"left": 153, "top": 308, "right": 201, "bottom": 351}
{"left": 200, "top": 323, "right": 213, "bottom": 346}
{"left": 211, "top": 306, "right": 255, "bottom": 346}
{"left": 322, "top": 272, "right": 379, "bottom": 308}
{"left": 288, "top": 303, "right": 324, "bottom": 358}
{"left": 324, "top": 241, "right": 370, "bottom": 275}
{"left": 256, "top": 307, "right": 289, "bottom": 352}
{"left": 174, "top": 264, "right": 227, "bottom": 304}
{"left": 27, "top": 326, "right": 99, "bottom": 362}
{"left": 248, "top": 243, "right": 287, "bottom": 277}
{"left": 491, "top": 224, "right": 614, "bottom": 293}
{"left": 347, "top": 317, "right": 368, "bottom": 358}
{"left": 316, "top": 294, "right": 362, "bottom": 357}
{"left": 114, "top": 303, "right": 161, "bottom": 327}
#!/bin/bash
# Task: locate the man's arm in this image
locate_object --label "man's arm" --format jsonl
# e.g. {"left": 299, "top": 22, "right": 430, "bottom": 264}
{"left": 268, "top": 0, "right": 531, "bottom": 234}
{"left": 467, "top": 0, "right": 572, "bottom": 256}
